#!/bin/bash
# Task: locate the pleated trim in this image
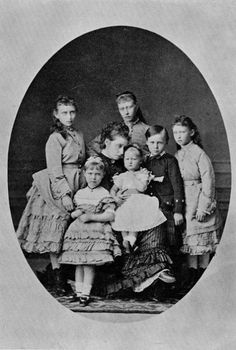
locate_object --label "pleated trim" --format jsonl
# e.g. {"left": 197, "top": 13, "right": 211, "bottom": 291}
{"left": 62, "top": 239, "right": 121, "bottom": 253}
{"left": 96, "top": 247, "right": 172, "bottom": 296}
{"left": 17, "top": 213, "right": 69, "bottom": 254}
{"left": 59, "top": 251, "right": 119, "bottom": 265}
{"left": 180, "top": 243, "right": 218, "bottom": 255}
{"left": 21, "top": 241, "right": 61, "bottom": 254}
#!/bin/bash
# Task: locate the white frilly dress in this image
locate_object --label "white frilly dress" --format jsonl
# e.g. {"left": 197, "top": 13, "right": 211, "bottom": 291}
{"left": 112, "top": 170, "right": 166, "bottom": 232}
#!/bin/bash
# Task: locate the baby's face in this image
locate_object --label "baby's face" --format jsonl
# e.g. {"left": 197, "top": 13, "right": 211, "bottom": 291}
{"left": 84, "top": 167, "right": 104, "bottom": 189}
{"left": 146, "top": 132, "right": 166, "bottom": 156}
{"left": 124, "top": 148, "right": 141, "bottom": 171}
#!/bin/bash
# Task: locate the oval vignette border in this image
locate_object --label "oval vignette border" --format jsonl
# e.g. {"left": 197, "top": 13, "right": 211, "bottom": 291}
{"left": 1, "top": 2, "right": 236, "bottom": 350}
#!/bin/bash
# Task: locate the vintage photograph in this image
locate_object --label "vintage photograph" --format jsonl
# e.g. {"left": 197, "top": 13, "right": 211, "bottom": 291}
{"left": 8, "top": 26, "right": 231, "bottom": 314}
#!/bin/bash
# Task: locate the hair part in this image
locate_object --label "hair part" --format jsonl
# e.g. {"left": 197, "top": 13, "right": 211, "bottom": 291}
{"left": 100, "top": 121, "right": 130, "bottom": 149}
{"left": 84, "top": 162, "right": 105, "bottom": 173}
{"left": 172, "top": 114, "right": 203, "bottom": 149}
{"left": 116, "top": 91, "right": 137, "bottom": 104}
{"left": 124, "top": 143, "right": 143, "bottom": 159}
{"left": 145, "top": 125, "right": 169, "bottom": 144}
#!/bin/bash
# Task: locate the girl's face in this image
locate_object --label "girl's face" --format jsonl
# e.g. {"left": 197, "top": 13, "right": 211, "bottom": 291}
{"left": 104, "top": 136, "right": 129, "bottom": 160}
{"left": 84, "top": 167, "right": 104, "bottom": 189}
{"left": 146, "top": 132, "right": 166, "bottom": 156}
{"left": 54, "top": 103, "right": 76, "bottom": 127}
{"left": 172, "top": 124, "right": 194, "bottom": 147}
{"left": 124, "top": 148, "right": 141, "bottom": 171}
{"left": 117, "top": 99, "right": 137, "bottom": 124}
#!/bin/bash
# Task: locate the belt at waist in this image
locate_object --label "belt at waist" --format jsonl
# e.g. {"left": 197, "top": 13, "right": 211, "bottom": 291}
{"left": 63, "top": 163, "right": 81, "bottom": 169}
{"left": 184, "top": 180, "right": 201, "bottom": 186}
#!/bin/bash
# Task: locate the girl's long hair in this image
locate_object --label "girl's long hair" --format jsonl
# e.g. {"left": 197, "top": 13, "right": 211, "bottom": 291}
{"left": 172, "top": 115, "right": 203, "bottom": 149}
{"left": 50, "top": 95, "right": 78, "bottom": 139}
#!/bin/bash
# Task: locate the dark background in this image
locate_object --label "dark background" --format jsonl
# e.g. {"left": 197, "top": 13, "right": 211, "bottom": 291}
{"left": 8, "top": 26, "right": 231, "bottom": 228}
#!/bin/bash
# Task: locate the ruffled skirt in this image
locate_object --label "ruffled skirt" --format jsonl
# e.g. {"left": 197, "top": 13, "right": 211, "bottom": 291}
{"left": 59, "top": 219, "right": 122, "bottom": 265}
{"left": 17, "top": 185, "right": 70, "bottom": 254}
{"left": 180, "top": 228, "right": 222, "bottom": 255}
{"left": 94, "top": 224, "right": 173, "bottom": 296}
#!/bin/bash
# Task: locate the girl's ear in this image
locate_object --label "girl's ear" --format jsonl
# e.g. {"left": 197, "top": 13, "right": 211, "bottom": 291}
{"left": 190, "top": 129, "right": 195, "bottom": 137}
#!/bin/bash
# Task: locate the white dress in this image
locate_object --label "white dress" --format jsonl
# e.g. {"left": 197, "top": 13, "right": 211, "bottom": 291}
{"left": 112, "top": 170, "right": 166, "bottom": 232}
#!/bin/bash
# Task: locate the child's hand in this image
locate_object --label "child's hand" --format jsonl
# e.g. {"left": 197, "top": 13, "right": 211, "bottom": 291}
{"left": 71, "top": 209, "right": 83, "bottom": 219}
{"left": 174, "top": 213, "right": 184, "bottom": 226}
{"left": 62, "top": 195, "right": 74, "bottom": 211}
{"left": 116, "top": 189, "right": 130, "bottom": 205}
{"left": 196, "top": 211, "right": 206, "bottom": 222}
{"left": 79, "top": 213, "right": 92, "bottom": 223}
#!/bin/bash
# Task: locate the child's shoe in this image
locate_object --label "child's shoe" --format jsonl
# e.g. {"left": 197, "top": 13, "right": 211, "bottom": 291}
{"left": 80, "top": 295, "right": 90, "bottom": 307}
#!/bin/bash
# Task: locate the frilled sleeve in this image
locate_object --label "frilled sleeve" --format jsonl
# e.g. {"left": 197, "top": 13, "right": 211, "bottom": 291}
{"left": 113, "top": 173, "right": 124, "bottom": 189}
{"left": 45, "top": 133, "right": 72, "bottom": 198}
{"left": 197, "top": 151, "right": 216, "bottom": 213}
{"left": 168, "top": 157, "right": 185, "bottom": 213}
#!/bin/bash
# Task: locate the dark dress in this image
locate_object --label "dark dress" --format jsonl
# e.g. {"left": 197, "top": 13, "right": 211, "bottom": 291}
{"left": 93, "top": 152, "right": 173, "bottom": 297}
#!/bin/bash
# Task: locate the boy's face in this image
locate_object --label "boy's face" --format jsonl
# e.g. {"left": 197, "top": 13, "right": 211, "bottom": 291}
{"left": 117, "top": 99, "right": 137, "bottom": 124}
{"left": 124, "top": 148, "right": 141, "bottom": 171}
{"left": 84, "top": 167, "right": 104, "bottom": 189}
{"left": 146, "top": 132, "right": 166, "bottom": 156}
{"left": 54, "top": 103, "right": 76, "bottom": 127}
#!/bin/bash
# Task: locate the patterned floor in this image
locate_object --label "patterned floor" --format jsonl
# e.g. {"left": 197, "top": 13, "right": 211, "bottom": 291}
{"left": 29, "top": 256, "right": 184, "bottom": 314}
{"left": 50, "top": 290, "right": 180, "bottom": 314}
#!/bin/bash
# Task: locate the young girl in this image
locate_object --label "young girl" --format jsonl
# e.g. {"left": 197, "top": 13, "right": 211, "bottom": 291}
{"left": 172, "top": 115, "right": 222, "bottom": 289}
{"left": 16, "top": 95, "right": 86, "bottom": 294}
{"left": 111, "top": 144, "right": 167, "bottom": 253}
{"left": 59, "top": 156, "right": 121, "bottom": 306}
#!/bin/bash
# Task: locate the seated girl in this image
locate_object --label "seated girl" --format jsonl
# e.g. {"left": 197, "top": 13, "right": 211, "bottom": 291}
{"left": 111, "top": 144, "right": 166, "bottom": 253}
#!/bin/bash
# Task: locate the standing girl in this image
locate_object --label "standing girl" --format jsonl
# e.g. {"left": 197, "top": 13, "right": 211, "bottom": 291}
{"left": 111, "top": 144, "right": 167, "bottom": 253}
{"left": 172, "top": 115, "right": 222, "bottom": 289}
{"left": 17, "top": 95, "right": 86, "bottom": 293}
{"left": 59, "top": 156, "right": 121, "bottom": 305}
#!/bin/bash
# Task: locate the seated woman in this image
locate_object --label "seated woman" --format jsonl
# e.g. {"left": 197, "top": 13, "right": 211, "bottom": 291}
{"left": 91, "top": 121, "right": 175, "bottom": 299}
{"left": 88, "top": 91, "right": 149, "bottom": 155}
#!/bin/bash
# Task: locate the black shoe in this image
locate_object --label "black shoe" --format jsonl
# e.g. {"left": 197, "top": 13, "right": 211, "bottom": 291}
{"left": 69, "top": 295, "right": 81, "bottom": 303}
{"left": 80, "top": 295, "right": 90, "bottom": 307}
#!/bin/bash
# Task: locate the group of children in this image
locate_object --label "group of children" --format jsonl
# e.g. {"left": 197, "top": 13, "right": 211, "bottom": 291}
{"left": 17, "top": 94, "right": 222, "bottom": 307}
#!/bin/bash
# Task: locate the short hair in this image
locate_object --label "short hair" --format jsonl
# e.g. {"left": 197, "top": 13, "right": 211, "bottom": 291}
{"left": 124, "top": 143, "right": 143, "bottom": 159}
{"left": 116, "top": 91, "right": 137, "bottom": 105}
{"left": 100, "top": 121, "right": 130, "bottom": 149}
{"left": 145, "top": 125, "right": 169, "bottom": 144}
